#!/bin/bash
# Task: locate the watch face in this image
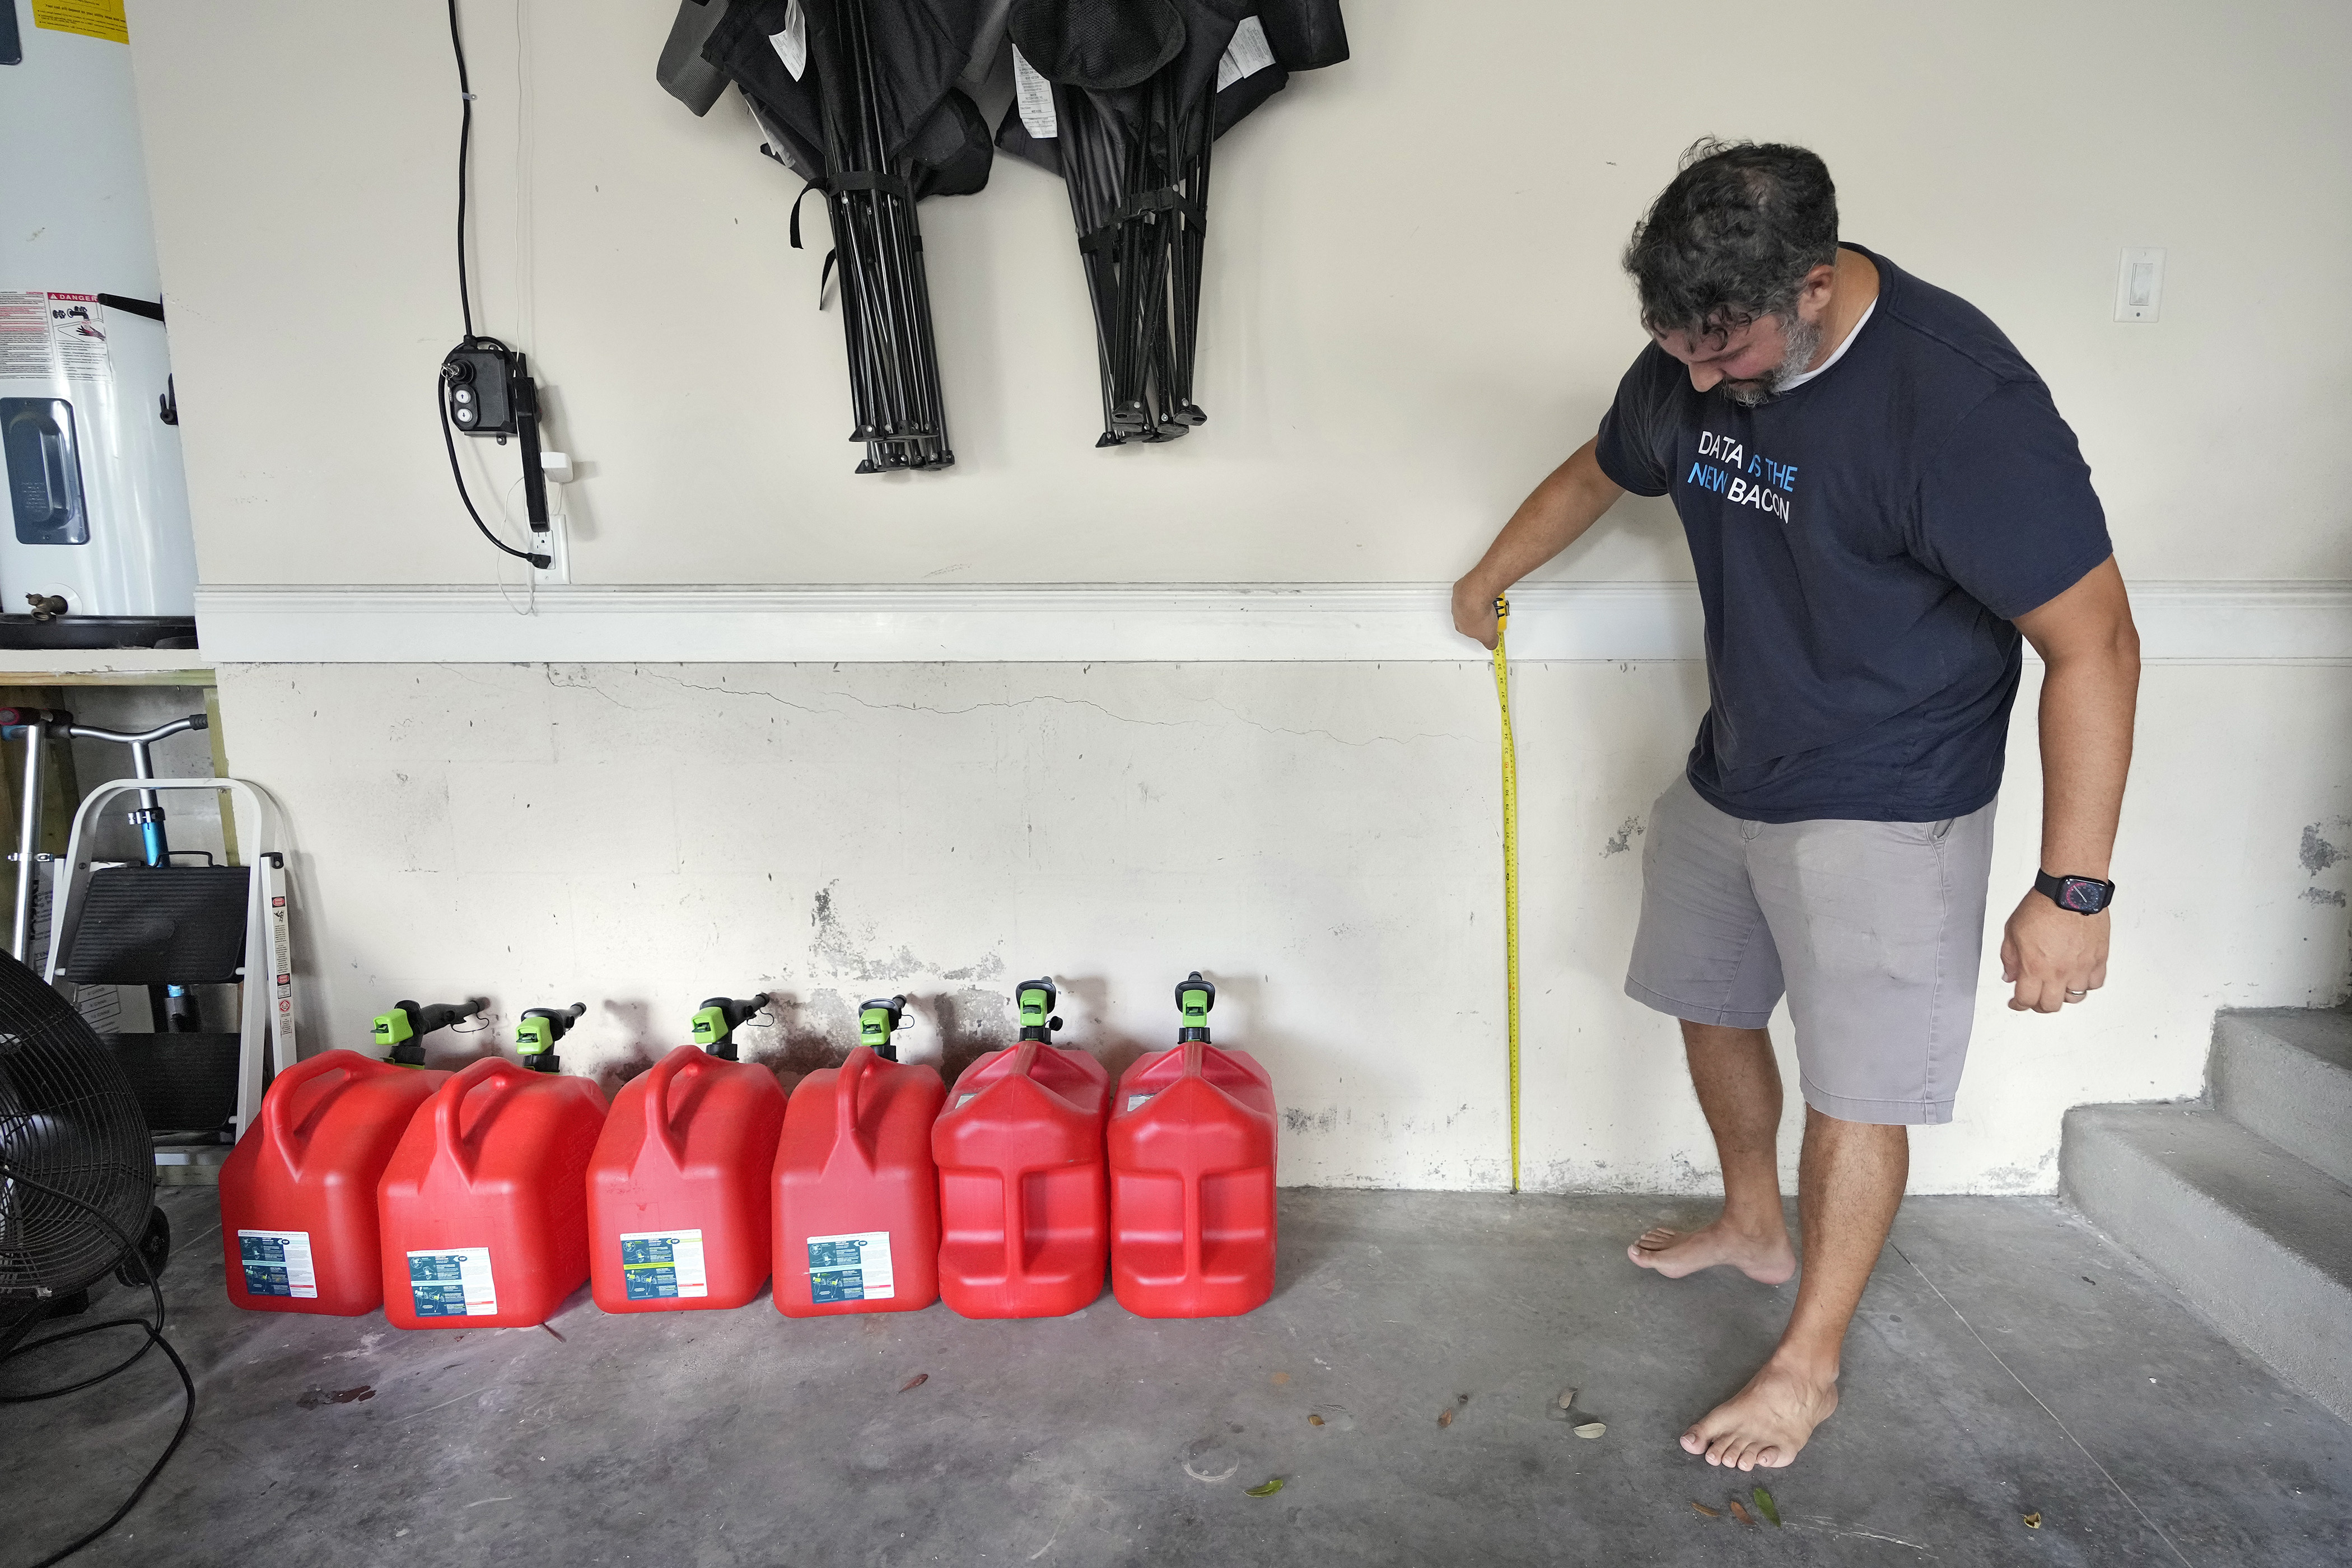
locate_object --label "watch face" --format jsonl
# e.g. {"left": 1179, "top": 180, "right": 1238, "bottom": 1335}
{"left": 2059, "top": 878, "right": 2108, "bottom": 913}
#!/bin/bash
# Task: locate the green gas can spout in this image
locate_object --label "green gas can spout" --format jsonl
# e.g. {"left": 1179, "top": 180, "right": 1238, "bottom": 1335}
{"left": 517, "top": 1002, "right": 586, "bottom": 1073}
{"left": 1175, "top": 970, "right": 1215, "bottom": 1044}
{"left": 859, "top": 995, "right": 910, "bottom": 1062}
{"left": 372, "top": 997, "right": 487, "bottom": 1067}
{"left": 692, "top": 993, "right": 771, "bottom": 1061}
{"left": 1016, "top": 977, "right": 1062, "bottom": 1044}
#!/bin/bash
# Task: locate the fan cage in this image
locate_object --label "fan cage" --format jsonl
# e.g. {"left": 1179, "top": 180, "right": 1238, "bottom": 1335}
{"left": 0, "top": 954, "right": 155, "bottom": 1299}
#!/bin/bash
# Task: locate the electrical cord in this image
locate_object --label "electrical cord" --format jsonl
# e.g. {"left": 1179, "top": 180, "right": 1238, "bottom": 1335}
{"left": 441, "top": 0, "right": 549, "bottom": 571}
{"left": 492, "top": 474, "right": 543, "bottom": 617}
{"left": 438, "top": 365, "right": 547, "bottom": 568}
{"left": 0, "top": 1162, "right": 197, "bottom": 1568}
{"left": 449, "top": 0, "right": 475, "bottom": 341}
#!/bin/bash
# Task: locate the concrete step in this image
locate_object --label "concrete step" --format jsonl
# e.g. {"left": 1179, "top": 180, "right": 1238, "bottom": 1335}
{"left": 2061, "top": 1102, "right": 2352, "bottom": 1425}
{"left": 2213, "top": 1008, "right": 2352, "bottom": 1189}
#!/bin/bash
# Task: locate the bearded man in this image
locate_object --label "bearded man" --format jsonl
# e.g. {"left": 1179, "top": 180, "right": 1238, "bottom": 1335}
{"left": 1452, "top": 139, "right": 2139, "bottom": 1469}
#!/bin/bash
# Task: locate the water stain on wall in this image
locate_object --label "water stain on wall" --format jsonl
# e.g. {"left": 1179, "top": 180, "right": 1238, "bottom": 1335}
{"left": 2300, "top": 823, "right": 2345, "bottom": 875}
{"left": 933, "top": 986, "right": 1016, "bottom": 1082}
{"left": 809, "top": 884, "right": 927, "bottom": 984}
{"left": 750, "top": 988, "right": 860, "bottom": 1075}
{"left": 1601, "top": 816, "right": 1645, "bottom": 857}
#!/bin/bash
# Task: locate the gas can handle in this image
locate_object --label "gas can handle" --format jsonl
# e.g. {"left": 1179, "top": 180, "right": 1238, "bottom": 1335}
{"left": 640, "top": 1045, "right": 707, "bottom": 1168}
{"left": 833, "top": 1046, "right": 882, "bottom": 1165}
{"left": 260, "top": 1051, "right": 360, "bottom": 1178}
{"left": 432, "top": 1056, "right": 528, "bottom": 1186}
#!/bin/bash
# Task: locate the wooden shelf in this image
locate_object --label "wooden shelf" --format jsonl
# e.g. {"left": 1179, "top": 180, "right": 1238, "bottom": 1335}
{"left": 0, "top": 650, "right": 214, "bottom": 685}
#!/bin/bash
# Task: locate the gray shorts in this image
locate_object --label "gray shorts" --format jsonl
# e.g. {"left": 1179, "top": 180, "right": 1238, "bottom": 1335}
{"left": 1624, "top": 775, "right": 1998, "bottom": 1126}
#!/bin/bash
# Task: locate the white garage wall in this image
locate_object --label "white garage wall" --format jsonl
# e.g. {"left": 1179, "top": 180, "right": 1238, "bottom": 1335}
{"left": 122, "top": 1, "right": 2352, "bottom": 1193}
{"left": 215, "top": 657, "right": 2352, "bottom": 1193}
{"left": 128, "top": 0, "right": 2352, "bottom": 586}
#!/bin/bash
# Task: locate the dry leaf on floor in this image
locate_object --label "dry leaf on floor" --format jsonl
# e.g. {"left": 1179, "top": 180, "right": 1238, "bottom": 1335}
{"left": 1437, "top": 1408, "right": 1454, "bottom": 1429}
{"left": 898, "top": 1373, "right": 928, "bottom": 1393}
{"left": 1245, "top": 1478, "right": 1285, "bottom": 1497}
{"left": 2023, "top": 1513, "right": 2043, "bottom": 1529}
{"left": 1556, "top": 1387, "right": 1578, "bottom": 1410}
{"left": 1270, "top": 1371, "right": 1290, "bottom": 1385}
{"left": 1572, "top": 1422, "right": 1606, "bottom": 1439}
{"left": 1690, "top": 1501, "right": 1720, "bottom": 1518}
{"left": 1728, "top": 1499, "right": 1755, "bottom": 1527}
{"left": 1308, "top": 1414, "right": 1324, "bottom": 1427}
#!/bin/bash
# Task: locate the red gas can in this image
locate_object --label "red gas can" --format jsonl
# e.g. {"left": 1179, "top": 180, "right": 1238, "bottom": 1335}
{"left": 1108, "top": 973, "right": 1278, "bottom": 1318}
{"left": 377, "top": 1056, "right": 608, "bottom": 1329}
{"left": 587, "top": 1041, "right": 786, "bottom": 1313}
{"left": 220, "top": 1050, "right": 447, "bottom": 1315}
{"left": 934, "top": 980, "right": 1111, "bottom": 1318}
{"left": 773, "top": 998, "right": 945, "bottom": 1317}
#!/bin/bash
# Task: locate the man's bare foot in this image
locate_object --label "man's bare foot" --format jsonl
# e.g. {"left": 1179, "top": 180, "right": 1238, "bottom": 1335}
{"left": 1627, "top": 1217, "right": 1796, "bottom": 1284}
{"left": 1680, "top": 1357, "right": 1839, "bottom": 1470}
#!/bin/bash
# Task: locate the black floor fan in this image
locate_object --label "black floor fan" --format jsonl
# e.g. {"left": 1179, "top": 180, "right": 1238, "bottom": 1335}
{"left": 0, "top": 950, "right": 195, "bottom": 1566}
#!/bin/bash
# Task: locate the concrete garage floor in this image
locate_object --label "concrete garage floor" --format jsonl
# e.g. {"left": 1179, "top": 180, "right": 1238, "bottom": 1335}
{"left": 6, "top": 1191, "right": 2348, "bottom": 1567}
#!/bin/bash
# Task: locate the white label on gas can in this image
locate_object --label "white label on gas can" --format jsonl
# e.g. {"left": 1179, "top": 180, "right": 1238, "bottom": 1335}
{"left": 619, "top": 1230, "right": 708, "bottom": 1301}
{"left": 807, "top": 1231, "right": 894, "bottom": 1303}
{"left": 407, "top": 1247, "right": 498, "bottom": 1318}
{"left": 237, "top": 1229, "right": 318, "bottom": 1299}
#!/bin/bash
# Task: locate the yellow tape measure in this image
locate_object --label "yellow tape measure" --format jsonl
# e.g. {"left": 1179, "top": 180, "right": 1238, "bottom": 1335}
{"left": 1492, "top": 595, "right": 1522, "bottom": 1194}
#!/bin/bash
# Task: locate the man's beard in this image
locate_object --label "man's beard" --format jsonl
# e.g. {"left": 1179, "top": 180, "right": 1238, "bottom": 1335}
{"left": 1722, "top": 312, "right": 1824, "bottom": 408}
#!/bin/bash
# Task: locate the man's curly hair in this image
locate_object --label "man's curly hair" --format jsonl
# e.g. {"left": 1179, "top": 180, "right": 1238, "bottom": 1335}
{"left": 1624, "top": 138, "right": 1840, "bottom": 344}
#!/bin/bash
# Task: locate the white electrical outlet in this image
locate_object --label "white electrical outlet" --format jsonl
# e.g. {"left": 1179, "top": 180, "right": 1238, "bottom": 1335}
{"left": 533, "top": 512, "right": 571, "bottom": 584}
{"left": 534, "top": 451, "right": 574, "bottom": 583}
{"left": 2115, "top": 246, "right": 2165, "bottom": 323}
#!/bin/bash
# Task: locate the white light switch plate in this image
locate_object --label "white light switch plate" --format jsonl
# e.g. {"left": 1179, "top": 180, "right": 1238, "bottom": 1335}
{"left": 2115, "top": 246, "right": 2166, "bottom": 323}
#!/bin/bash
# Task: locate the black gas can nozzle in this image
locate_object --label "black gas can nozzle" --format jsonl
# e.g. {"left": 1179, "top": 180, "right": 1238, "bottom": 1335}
{"left": 691, "top": 994, "right": 771, "bottom": 1061}
{"left": 517, "top": 1002, "right": 586, "bottom": 1073}
{"left": 372, "top": 998, "right": 487, "bottom": 1067}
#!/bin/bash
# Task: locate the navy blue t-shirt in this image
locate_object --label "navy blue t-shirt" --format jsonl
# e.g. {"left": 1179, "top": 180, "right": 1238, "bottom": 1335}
{"left": 1594, "top": 245, "right": 2112, "bottom": 824}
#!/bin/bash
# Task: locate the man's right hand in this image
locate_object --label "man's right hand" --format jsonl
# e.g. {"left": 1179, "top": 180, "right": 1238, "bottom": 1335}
{"left": 1452, "top": 577, "right": 1501, "bottom": 650}
{"left": 1446, "top": 439, "right": 1626, "bottom": 655}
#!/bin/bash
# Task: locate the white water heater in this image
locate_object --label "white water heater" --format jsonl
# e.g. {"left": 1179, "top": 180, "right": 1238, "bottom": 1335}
{"left": 0, "top": 4, "right": 196, "bottom": 629}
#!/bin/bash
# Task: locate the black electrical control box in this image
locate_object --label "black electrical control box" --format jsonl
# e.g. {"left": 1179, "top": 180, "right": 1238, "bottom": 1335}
{"left": 442, "top": 341, "right": 521, "bottom": 436}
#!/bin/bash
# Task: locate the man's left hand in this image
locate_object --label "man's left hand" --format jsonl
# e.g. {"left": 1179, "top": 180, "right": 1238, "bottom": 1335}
{"left": 1999, "top": 890, "right": 2108, "bottom": 1013}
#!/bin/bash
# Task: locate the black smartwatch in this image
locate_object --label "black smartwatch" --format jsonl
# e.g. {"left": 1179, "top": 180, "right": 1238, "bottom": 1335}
{"left": 2035, "top": 870, "right": 2115, "bottom": 914}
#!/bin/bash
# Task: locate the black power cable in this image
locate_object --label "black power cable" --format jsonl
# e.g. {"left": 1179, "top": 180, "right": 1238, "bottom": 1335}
{"left": 441, "top": 0, "right": 549, "bottom": 571}
{"left": 449, "top": 0, "right": 475, "bottom": 342}
{"left": 438, "top": 366, "right": 545, "bottom": 567}
{"left": 0, "top": 1163, "right": 197, "bottom": 1568}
